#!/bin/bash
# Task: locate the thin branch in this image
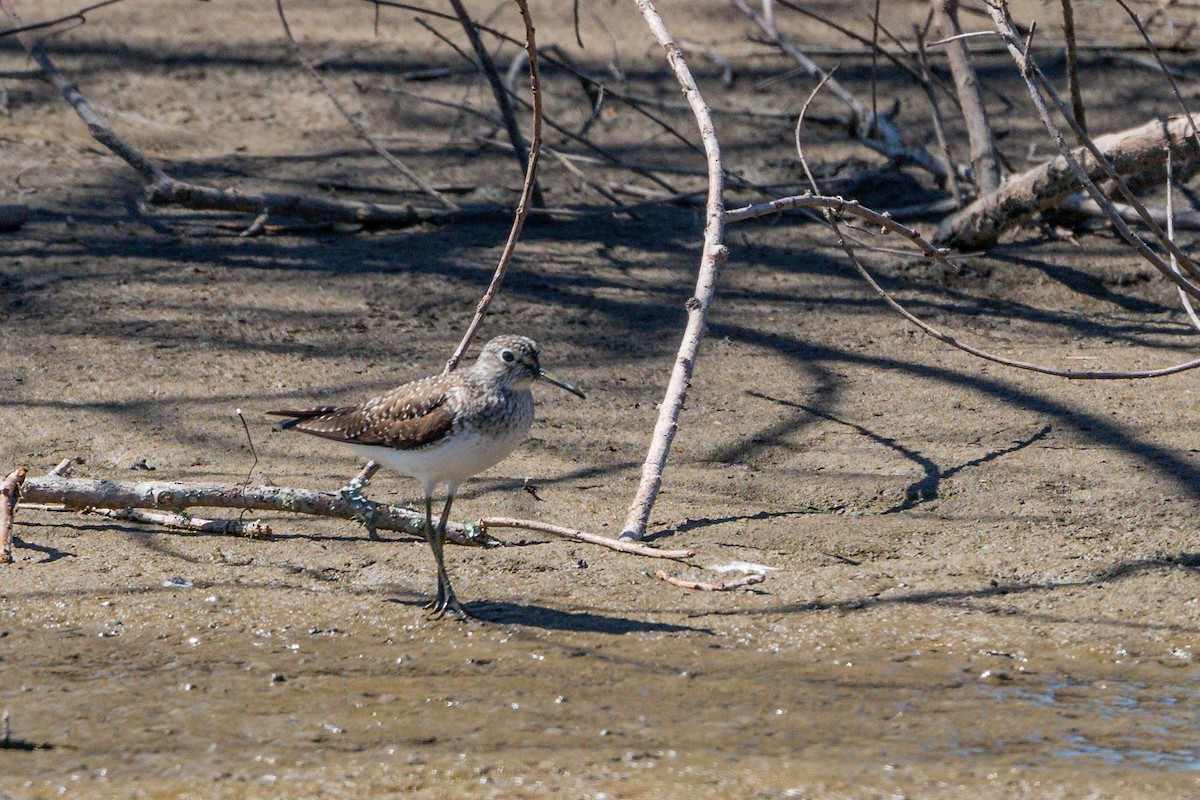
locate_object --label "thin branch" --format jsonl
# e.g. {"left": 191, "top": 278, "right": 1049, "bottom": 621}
{"left": 726, "top": 193, "right": 1200, "bottom": 379}
{"left": 18, "top": 472, "right": 497, "bottom": 547}
{"left": 1060, "top": 0, "right": 1086, "bottom": 136}
{"left": 0, "top": 0, "right": 121, "bottom": 39}
{"left": 620, "top": 0, "right": 727, "bottom": 542}
{"left": 443, "top": 0, "right": 542, "bottom": 374}
{"left": 446, "top": 0, "right": 545, "bottom": 208}
{"left": 275, "top": 0, "right": 458, "bottom": 210}
{"left": 655, "top": 570, "right": 764, "bottom": 591}
{"left": 480, "top": 517, "right": 693, "bottom": 559}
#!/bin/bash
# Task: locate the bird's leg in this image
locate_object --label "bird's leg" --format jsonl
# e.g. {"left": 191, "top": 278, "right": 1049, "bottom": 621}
{"left": 421, "top": 493, "right": 446, "bottom": 611}
{"left": 431, "top": 492, "right": 472, "bottom": 619}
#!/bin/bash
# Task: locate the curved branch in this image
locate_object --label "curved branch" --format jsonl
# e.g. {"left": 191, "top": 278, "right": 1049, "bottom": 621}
{"left": 444, "top": 0, "right": 542, "bottom": 373}
{"left": 620, "top": 0, "right": 727, "bottom": 541}
{"left": 727, "top": 193, "right": 1200, "bottom": 380}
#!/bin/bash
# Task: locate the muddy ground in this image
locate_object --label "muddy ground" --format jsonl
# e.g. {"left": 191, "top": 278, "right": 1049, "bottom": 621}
{"left": 4, "top": 1, "right": 1200, "bottom": 797}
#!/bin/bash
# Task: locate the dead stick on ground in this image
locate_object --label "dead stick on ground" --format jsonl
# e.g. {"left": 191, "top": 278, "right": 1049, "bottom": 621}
{"left": 655, "top": 570, "right": 764, "bottom": 591}
{"left": 480, "top": 517, "right": 693, "bottom": 559}
{"left": 29, "top": 505, "right": 273, "bottom": 538}
{"left": 0, "top": 468, "right": 26, "bottom": 564}
{"left": 935, "top": 113, "right": 1200, "bottom": 251}
{"left": 986, "top": 0, "right": 1200, "bottom": 289}
{"left": 443, "top": 0, "right": 542, "bottom": 373}
{"left": 620, "top": 0, "right": 727, "bottom": 542}
{"left": 275, "top": 0, "right": 457, "bottom": 211}
{"left": 17, "top": 472, "right": 493, "bottom": 546}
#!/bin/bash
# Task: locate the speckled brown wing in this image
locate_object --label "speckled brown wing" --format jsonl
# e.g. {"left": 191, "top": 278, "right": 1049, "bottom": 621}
{"left": 268, "top": 377, "right": 457, "bottom": 451}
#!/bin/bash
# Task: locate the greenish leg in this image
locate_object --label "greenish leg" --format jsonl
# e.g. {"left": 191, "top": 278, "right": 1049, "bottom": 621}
{"left": 431, "top": 493, "right": 472, "bottom": 619}
{"left": 421, "top": 493, "right": 446, "bottom": 611}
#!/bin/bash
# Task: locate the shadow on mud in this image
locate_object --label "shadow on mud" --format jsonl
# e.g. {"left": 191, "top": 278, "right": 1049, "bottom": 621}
{"left": 458, "top": 600, "right": 712, "bottom": 634}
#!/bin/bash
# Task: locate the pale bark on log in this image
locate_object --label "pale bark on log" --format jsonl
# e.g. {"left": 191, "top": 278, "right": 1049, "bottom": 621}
{"left": 30, "top": 505, "right": 273, "bottom": 538}
{"left": 19, "top": 474, "right": 493, "bottom": 546}
{"left": 935, "top": 114, "right": 1200, "bottom": 249}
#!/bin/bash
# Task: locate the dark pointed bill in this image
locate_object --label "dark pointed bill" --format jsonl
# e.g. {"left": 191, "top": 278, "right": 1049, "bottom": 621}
{"left": 537, "top": 368, "right": 585, "bottom": 399}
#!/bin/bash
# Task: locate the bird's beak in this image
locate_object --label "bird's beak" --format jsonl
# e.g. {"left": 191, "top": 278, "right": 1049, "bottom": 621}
{"left": 537, "top": 368, "right": 585, "bottom": 399}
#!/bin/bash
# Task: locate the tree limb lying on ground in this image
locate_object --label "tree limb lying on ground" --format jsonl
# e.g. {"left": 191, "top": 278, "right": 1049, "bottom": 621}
{"left": 936, "top": 113, "right": 1200, "bottom": 249}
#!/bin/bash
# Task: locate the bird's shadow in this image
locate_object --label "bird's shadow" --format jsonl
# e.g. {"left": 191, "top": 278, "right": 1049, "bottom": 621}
{"left": 386, "top": 598, "right": 711, "bottom": 634}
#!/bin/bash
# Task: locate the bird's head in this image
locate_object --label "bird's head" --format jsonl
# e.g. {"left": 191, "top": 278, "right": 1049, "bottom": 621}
{"left": 475, "top": 335, "right": 585, "bottom": 398}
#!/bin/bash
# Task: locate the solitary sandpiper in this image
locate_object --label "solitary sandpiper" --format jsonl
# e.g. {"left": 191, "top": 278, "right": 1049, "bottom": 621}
{"left": 268, "top": 335, "right": 584, "bottom": 617}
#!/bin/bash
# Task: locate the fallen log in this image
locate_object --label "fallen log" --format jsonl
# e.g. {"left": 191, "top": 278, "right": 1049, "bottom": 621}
{"left": 935, "top": 114, "right": 1200, "bottom": 249}
{"left": 19, "top": 473, "right": 492, "bottom": 546}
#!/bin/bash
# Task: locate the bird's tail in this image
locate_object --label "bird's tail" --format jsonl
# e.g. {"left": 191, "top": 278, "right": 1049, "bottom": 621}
{"left": 266, "top": 407, "right": 340, "bottom": 430}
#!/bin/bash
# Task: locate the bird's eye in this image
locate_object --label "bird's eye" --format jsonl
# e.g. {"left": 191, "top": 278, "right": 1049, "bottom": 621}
{"left": 501, "top": 350, "right": 516, "bottom": 363}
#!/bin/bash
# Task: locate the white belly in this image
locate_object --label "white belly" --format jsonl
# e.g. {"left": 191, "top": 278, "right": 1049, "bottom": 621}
{"left": 347, "top": 425, "right": 528, "bottom": 493}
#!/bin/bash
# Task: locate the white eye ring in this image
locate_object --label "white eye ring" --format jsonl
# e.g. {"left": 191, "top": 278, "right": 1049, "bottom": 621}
{"left": 501, "top": 350, "right": 516, "bottom": 363}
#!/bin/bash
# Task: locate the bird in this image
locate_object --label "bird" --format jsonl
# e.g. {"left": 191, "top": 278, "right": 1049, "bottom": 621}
{"left": 268, "top": 335, "right": 584, "bottom": 617}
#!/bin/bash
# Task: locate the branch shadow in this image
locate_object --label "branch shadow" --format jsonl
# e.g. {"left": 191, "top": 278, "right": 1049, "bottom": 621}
{"left": 745, "top": 389, "right": 1053, "bottom": 514}
{"left": 693, "top": 552, "right": 1200, "bottom": 633}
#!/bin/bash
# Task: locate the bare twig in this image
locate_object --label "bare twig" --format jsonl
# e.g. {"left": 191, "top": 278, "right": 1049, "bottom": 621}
{"left": 0, "top": 468, "right": 26, "bottom": 564}
{"left": 1060, "top": 0, "right": 1086, "bottom": 136}
{"left": 443, "top": 0, "right": 542, "bottom": 374}
{"left": 619, "top": 0, "right": 728, "bottom": 542}
{"left": 655, "top": 570, "right": 764, "bottom": 591}
{"left": 985, "top": 0, "right": 1200, "bottom": 292}
{"left": 446, "top": 0, "right": 544, "bottom": 208}
{"left": 0, "top": 0, "right": 121, "bottom": 39}
{"left": 726, "top": 193, "right": 1200, "bottom": 379}
{"left": 735, "top": 0, "right": 950, "bottom": 183}
{"left": 275, "top": 0, "right": 457, "bottom": 210}
{"left": 35, "top": 505, "right": 274, "bottom": 538}
{"left": 934, "top": 0, "right": 1002, "bottom": 193}
{"left": 480, "top": 517, "right": 693, "bottom": 559}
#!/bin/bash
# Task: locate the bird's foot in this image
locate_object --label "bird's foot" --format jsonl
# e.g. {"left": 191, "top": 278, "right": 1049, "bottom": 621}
{"left": 427, "top": 591, "right": 475, "bottom": 620}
